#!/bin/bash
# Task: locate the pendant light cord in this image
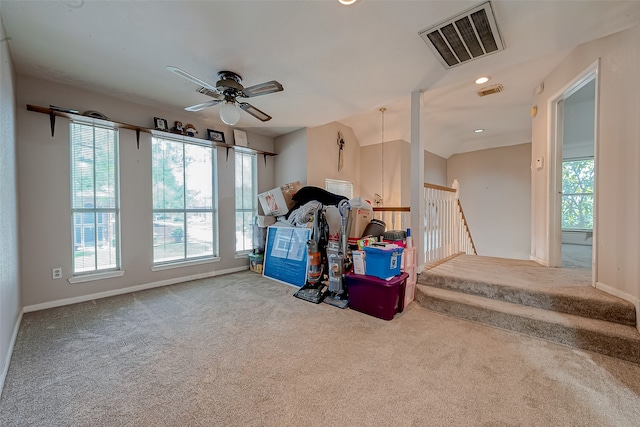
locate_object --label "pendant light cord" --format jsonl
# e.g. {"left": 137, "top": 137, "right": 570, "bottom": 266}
{"left": 380, "top": 107, "right": 386, "bottom": 207}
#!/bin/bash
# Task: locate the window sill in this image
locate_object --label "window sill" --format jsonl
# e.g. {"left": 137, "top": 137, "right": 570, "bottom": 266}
{"left": 68, "top": 270, "right": 125, "bottom": 284}
{"left": 151, "top": 257, "right": 220, "bottom": 271}
{"left": 235, "top": 251, "right": 252, "bottom": 259}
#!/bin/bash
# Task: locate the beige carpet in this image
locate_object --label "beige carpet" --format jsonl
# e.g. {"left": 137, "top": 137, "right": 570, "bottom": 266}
{"left": 1, "top": 271, "right": 639, "bottom": 426}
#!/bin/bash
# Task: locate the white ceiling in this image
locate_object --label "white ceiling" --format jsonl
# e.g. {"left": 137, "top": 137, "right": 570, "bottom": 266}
{"left": 2, "top": 1, "right": 639, "bottom": 158}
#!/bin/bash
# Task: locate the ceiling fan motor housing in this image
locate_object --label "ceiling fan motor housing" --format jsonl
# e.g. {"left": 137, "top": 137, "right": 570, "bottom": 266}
{"left": 217, "top": 71, "right": 244, "bottom": 95}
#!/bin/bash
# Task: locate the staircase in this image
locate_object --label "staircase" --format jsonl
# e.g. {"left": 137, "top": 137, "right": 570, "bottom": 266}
{"left": 415, "top": 255, "right": 640, "bottom": 364}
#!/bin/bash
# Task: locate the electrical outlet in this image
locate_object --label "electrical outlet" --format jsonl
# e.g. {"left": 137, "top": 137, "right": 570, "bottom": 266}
{"left": 52, "top": 267, "right": 62, "bottom": 280}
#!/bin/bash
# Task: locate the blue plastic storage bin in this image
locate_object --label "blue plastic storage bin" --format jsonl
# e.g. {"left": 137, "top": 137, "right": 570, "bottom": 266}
{"left": 363, "top": 245, "right": 404, "bottom": 279}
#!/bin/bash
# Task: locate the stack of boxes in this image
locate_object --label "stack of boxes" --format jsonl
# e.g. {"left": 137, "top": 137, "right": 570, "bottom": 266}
{"left": 250, "top": 181, "right": 301, "bottom": 274}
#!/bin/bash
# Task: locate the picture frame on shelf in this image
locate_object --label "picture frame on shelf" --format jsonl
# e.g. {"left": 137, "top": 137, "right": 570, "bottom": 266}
{"left": 233, "top": 129, "right": 248, "bottom": 147}
{"left": 207, "top": 129, "right": 225, "bottom": 143}
{"left": 154, "top": 117, "right": 168, "bottom": 131}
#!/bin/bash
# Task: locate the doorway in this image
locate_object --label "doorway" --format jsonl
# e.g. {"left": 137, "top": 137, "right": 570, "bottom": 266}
{"left": 548, "top": 60, "right": 599, "bottom": 284}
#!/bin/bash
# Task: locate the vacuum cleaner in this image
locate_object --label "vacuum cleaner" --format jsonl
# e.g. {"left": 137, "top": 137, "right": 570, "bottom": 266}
{"left": 293, "top": 205, "right": 329, "bottom": 304}
{"left": 322, "top": 199, "right": 351, "bottom": 309}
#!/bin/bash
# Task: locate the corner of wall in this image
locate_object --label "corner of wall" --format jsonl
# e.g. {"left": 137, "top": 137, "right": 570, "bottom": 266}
{"left": 0, "top": 13, "right": 23, "bottom": 399}
{"left": 0, "top": 311, "right": 22, "bottom": 396}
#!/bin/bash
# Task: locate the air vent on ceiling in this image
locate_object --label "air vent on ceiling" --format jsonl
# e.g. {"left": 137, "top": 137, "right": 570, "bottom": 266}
{"left": 477, "top": 84, "right": 503, "bottom": 97}
{"left": 419, "top": 1, "right": 504, "bottom": 69}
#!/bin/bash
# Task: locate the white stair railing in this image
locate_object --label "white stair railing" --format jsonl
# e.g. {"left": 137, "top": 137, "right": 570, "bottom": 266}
{"left": 424, "top": 180, "right": 476, "bottom": 268}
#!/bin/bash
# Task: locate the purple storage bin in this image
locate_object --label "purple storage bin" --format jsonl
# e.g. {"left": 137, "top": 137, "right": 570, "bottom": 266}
{"left": 345, "top": 272, "right": 409, "bottom": 321}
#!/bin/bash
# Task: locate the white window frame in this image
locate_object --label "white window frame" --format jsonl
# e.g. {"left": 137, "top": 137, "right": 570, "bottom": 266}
{"left": 235, "top": 150, "right": 258, "bottom": 254}
{"left": 151, "top": 135, "right": 219, "bottom": 265}
{"left": 70, "top": 121, "right": 121, "bottom": 276}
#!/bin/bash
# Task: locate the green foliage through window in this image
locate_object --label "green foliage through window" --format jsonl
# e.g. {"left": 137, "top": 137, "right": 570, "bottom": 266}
{"left": 152, "top": 137, "right": 217, "bottom": 263}
{"left": 562, "top": 158, "right": 593, "bottom": 230}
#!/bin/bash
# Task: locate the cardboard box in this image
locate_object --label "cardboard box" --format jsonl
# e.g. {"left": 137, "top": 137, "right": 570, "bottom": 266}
{"left": 348, "top": 208, "right": 373, "bottom": 243}
{"left": 248, "top": 253, "right": 264, "bottom": 273}
{"left": 258, "top": 181, "right": 301, "bottom": 217}
{"left": 352, "top": 250, "right": 366, "bottom": 275}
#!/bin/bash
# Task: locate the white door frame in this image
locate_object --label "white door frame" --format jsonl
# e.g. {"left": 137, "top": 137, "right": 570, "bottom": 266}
{"left": 547, "top": 59, "right": 599, "bottom": 285}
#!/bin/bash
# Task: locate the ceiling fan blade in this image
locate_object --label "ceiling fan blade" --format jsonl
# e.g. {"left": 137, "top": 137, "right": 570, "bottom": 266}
{"left": 197, "top": 87, "right": 225, "bottom": 101}
{"left": 238, "top": 102, "right": 272, "bottom": 122}
{"left": 166, "top": 65, "right": 217, "bottom": 92}
{"left": 241, "top": 80, "right": 284, "bottom": 98}
{"left": 185, "top": 100, "right": 222, "bottom": 112}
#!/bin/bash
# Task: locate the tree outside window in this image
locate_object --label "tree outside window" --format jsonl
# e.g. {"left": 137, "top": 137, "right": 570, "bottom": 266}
{"left": 562, "top": 158, "right": 594, "bottom": 230}
{"left": 152, "top": 137, "right": 217, "bottom": 263}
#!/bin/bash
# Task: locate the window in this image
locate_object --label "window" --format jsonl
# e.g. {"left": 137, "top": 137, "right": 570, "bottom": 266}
{"left": 325, "top": 178, "right": 353, "bottom": 199}
{"left": 235, "top": 151, "right": 257, "bottom": 252}
{"left": 152, "top": 136, "right": 217, "bottom": 263}
{"left": 562, "top": 158, "right": 594, "bottom": 230}
{"left": 71, "top": 122, "right": 120, "bottom": 274}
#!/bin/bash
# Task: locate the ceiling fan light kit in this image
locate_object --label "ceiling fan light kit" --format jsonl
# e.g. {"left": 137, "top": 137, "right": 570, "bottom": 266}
{"left": 220, "top": 102, "right": 241, "bottom": 125}
{"left": 166, "top": 66, "right": 283, "bottom": 125}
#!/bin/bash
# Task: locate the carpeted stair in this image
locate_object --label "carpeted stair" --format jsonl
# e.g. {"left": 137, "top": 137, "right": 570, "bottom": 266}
{"left": 415, "top": 256, "right": 640, "bottom": 364}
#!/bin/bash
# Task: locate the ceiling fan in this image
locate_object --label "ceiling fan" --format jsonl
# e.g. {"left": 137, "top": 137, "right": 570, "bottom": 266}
{"left": 166, "top": 65, "right": 284, "bottom": 125}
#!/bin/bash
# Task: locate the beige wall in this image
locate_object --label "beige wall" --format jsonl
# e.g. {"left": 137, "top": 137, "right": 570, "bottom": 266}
{"left": 359, "top": 140, "right": 411, "bottom": 206}
{"left": 359, "top": 143, "right": 382, "bottom": 203}
{"left": 16, "top": 75, "right": 275, "bottom": 307}
{"left": 448, "top": 143, "right": 531, "bottom": 259}
{"left": 307, "top": 122, "right": 361, "bottom": 196}
{"left": 274, "top": 128, "right": 307, "bottom": 186}
{"left": 424, "top": 150, "right": 447, "bottom": 187}
{"left": 531, "top": 27, "right": 640, "bottom": 305}
{"left": 0, "top": 17, "right": 21, "bottom": 392}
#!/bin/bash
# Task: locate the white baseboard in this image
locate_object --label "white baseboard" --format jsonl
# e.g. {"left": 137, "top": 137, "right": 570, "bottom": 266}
{"left": 596, "top": 281, "right": 640, "bottom": 333}
{"left": 23, "top": 266, "right": 249, "bottom": 313}
{"left": 529, "top": 255, "right": 548, "bottom": 266}
{"left": 1, "top": 310, "right": 23, "bottom": 398}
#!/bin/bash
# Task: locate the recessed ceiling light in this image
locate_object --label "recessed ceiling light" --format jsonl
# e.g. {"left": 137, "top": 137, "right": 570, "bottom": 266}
{"left": 475, "top": 76, "right": 491, "bottom": 85}
{"left": 474, "top": 129, "right": 484, "bottom": 133}
{"left": 338, "top": 0, "right": 359, "bottom": 5}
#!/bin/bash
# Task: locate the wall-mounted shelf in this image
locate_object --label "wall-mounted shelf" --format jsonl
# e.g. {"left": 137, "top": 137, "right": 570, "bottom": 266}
{"left": 212, "top": 142, "right": 277, "bottom": 165}
{"left": 26, "top": 104, "right": 278, "bottom": 164}
{"left": 27, "top": 104, "right": 149, "bottom": 149}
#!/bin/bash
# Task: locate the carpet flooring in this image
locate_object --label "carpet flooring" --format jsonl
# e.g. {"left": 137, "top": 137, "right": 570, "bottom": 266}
{"left": 562, "top": 243, "right": 592, "bottom": 269}
{"left": 1, "top": 271, "right": 639, "bottom": 426}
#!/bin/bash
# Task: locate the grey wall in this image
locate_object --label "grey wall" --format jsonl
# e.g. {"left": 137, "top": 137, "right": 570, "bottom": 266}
{"left": 16, "top": 75, "right": 274, "bottom": 308}
{"left": 424, "top": 150, "right": 447, "bottom": 187}
{"left": 447, "top": 143, "right": 532, "bottom": 259}
{"left": 0, "top": 16, "right": 21, "bottom": 392}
